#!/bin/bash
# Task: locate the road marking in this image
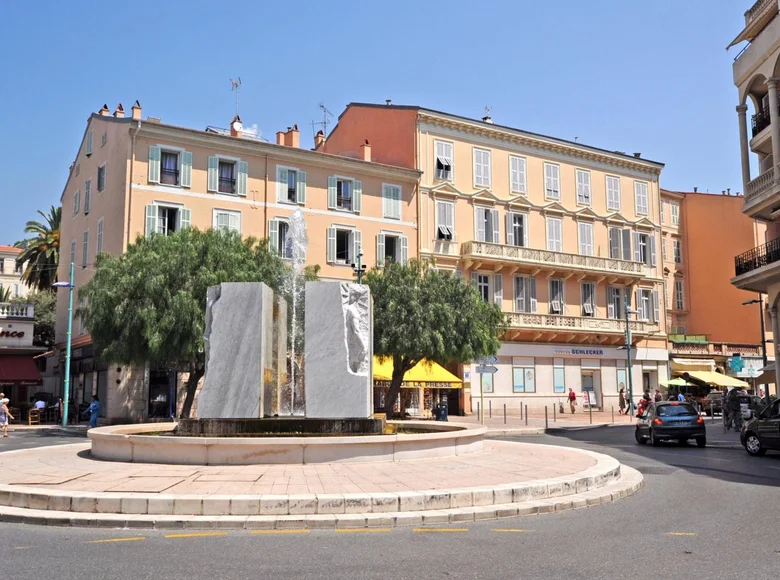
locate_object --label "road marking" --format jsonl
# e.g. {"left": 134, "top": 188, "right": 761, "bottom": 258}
{"left": 250, "top": 529, "right": 310, "bottom": 535}
{"left": 164, "top": 532, "right": 227, "bottom": 539}
{"left": 667, "top": 532, "right": 697, "bottom": 536}
{"left": 335, "top": 528, "right": 392, "bottom": 534}
{"left": 13, "top": 547, "right": 32, "bottom": 550}
{"left": 492, "top": 529, "right": 533, "bottom": 533}
{"left": 413, "top": 528, "right": 469, "bottom": 533}
{"left": 87, "top": 537, "right": 147, "bottom": 544}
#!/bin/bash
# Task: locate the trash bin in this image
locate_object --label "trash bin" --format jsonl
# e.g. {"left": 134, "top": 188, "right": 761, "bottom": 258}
{"left": 439, "top": 402, "right": 449, "bottom": 422}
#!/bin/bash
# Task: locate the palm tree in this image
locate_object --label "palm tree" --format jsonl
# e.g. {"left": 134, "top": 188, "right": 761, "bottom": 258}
{"left": 14, "top": 206, "right": 61, "bottom": 292}
{"left": 0, "top": 287, "right": 11, "bottom": 302}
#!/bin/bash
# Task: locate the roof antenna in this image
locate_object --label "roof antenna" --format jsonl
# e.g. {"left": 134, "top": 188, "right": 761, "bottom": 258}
{"left": 310, "top": 102, "right": 333, "bottom": 139}
{"left": 229, "top": 78, "right": 242, "bottom": 116}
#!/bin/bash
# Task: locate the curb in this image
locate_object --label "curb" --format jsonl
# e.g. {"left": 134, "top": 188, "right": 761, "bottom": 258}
{"left": 0, "top": 466, "right": 643, "bottom": 529}
{"left": 485, "top": 428, "right": 545, "bottom": 437}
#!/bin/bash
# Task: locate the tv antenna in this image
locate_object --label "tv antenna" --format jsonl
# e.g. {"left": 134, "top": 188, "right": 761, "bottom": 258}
{"left": 310, "top": 102, "right": 334, "bottom": 138}
{"left": 229, "top": 77, "right": 242, "bottom": 116}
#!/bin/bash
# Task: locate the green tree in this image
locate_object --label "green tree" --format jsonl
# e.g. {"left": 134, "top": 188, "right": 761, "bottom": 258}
{"left": 0, "top": 287, "right": 11, "bottom": 302}
{"left": 14, "top": 206, "right": 61, "bottom": 292}
{"left": 11, "top": 291, "right": 56, "bottom": 347}
{"left": 78, "top": 228, "right": 288, "bottom": 418}
{"left": 366, "top": 260, "right": 504, "bottom": 418}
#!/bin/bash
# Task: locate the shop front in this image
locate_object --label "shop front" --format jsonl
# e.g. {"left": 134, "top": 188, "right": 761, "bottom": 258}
{"left": 372, "top": 357, "right": 462, "bottom": 418}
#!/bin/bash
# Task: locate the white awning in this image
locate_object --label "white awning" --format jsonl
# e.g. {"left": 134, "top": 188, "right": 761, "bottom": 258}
{"left": 671, "top": 358, "right": 716, "bottom": 372}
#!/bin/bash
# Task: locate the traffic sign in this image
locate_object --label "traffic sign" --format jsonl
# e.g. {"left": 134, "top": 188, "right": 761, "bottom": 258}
{"left": 478, "top": 355, "right": 499, "bottom": 365}
{"left": 475, "top": 365, "right": 498, "bottom": 374}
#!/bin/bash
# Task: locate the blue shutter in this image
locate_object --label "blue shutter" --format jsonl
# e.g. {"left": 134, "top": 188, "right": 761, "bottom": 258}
{"left": 269, "top": 220, "right": 279, "bottom": 254}
{"left": 297, "top": 171, "right": 307, "bottom": 204}
{"left": 181, "top": 151, "right": 192, "bottom": 187}
{"left": 327, "top": 177, "right": 337, "bottom": 209}
{"left": 353, "top": 180, "right": 362, "bottom": 213}
{"left": 207, "top": 156, "right": 219, "bottom": 192}
{"left": 237, "top": 160, "right": 248, "bottom": 196}
{"left": 376, "top": 234, "right": 385, "bottom": 268}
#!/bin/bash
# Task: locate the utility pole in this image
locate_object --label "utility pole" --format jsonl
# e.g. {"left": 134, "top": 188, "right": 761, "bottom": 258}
{"left": 53, "top": 263, "right": 75, "bottom": 427}
{"left": 624, "top": 295, "right": 635, "bottom": 417}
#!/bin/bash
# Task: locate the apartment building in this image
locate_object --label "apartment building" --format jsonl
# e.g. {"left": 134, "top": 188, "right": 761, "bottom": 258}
{"left": 0, "top": 246, "right": 27, "bottom": 300}
{"left": 729, "top": 0, "right": 780, "bottom": 390}
{"left": 54, "top": 102, "right": 419, "bottom": 422}
{"left": 323, "top": 103, "right": 668, "bottom": 410}
{"left": 661, "top": 190, "right": 772, "bottom": 389}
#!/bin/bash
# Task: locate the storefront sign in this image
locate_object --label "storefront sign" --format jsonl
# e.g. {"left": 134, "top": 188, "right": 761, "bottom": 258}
{"left": 553, "top": 348, "right": 604, "bottom": 357}
{"left": 0, "top": 330, "right": 25, "bottom": 338}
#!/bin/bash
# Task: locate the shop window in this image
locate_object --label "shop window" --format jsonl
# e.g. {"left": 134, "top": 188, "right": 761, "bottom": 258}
{"left": 513, "top": 365, "right": 535, "bottom": 393}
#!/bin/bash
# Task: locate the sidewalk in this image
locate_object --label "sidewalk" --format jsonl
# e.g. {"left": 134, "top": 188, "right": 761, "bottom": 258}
{"left": 436, "top": 407, "right": 636, "bottom": 435}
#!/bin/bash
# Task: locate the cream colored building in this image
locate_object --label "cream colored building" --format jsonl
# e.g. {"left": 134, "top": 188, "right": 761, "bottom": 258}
{"left": 54, "top": 102, "right": 419, "bottom": 422}
{"left": 0, "top": 245, "right": 27, "bottom": 300}
{"left": 324, "top": 104, "right": 668, "bottom": 411}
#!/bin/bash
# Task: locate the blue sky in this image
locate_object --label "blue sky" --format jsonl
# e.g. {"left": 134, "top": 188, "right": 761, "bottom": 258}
{"left": 0, "top": 0, "right": 746, "bottom": 242}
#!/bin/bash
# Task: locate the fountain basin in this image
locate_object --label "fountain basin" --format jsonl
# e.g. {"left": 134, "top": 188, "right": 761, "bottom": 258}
{"left": 88, "top": 421, "right": 487, "bottom": 465}
{"left": 176, "top": 417, "right": 388, "bottom": 437}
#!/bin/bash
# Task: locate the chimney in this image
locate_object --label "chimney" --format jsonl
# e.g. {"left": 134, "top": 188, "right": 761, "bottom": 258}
{"left": 482, "top": 115, "right": 493, "bottom": 124}
{"left": 99, "top": 103, "right": 110, "bottom": 116}
{"left": 693, "top": 186, "right": 698, "bottom": 193}
{"left": 633, "top": 152, "right": 641, "bottom": 158}
{"left": 727, "top": 188, "right": 731, "bottom": 195}
{"left": 276, "top": 131, "right": 285, "bottom": 145}
{"left": 230, "top": 114, "right": 243, "bottom": 137}
{"left": 131, "top": 100, "right": 142, "bottom": 120}
{"left": 314, "top": 130, "right": 325, "bottom": 149}
{"left": 283, "top": 124, "right": 300, "bottom": 148}
{"left": 722, "top": 190, "right": 726, "bottom": 195}
{"left": 386, "top": 99, "right": 392, "bottom": 106}
{"left": 361, "top": 139, "right": 371, "bottom": 162}
{"left": 113, "top": 103, "right": 125, "bottom": 118}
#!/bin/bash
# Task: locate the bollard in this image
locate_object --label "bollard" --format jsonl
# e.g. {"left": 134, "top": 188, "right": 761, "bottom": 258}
{"left": 520, "top": 402, "right": 523, "bottom": 421}
{"left": 489, "top": 400, "right": 492, "bottom": 419}
{"left": 553, "top": 402, "right": 556, "bottom": 423}
{"left": 503, "top": 403, "right": 506, "bottom": 425}
{"left": 545, "top": 406, "right": 549, "bottom": 430}
{"left": 588, "top": 396, "right": 593, "bottom": 425}
{"left": 711, "top": 401, "right": 714, "bottom": 424}
{"left": 477, "top": 402, "right": 481, "bottom": 424}
{"left": 612, "top": 406, "right": 615, "bottom": 424}
{"left": 525, "top": 405, "right": 528, "bottom": 426}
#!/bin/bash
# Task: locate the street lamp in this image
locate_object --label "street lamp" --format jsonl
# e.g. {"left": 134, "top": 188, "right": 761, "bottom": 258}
{"left": 618, "top": 296, "right": 640, "bottom": 417}
{"left": 53, "top": 262, "right": 75, "bottom": 428}
{"left": 351, "top": 246, "right": 367, "bottom": 284}
{"left": 742, "top": 295, "right": 770, "bottom": 404}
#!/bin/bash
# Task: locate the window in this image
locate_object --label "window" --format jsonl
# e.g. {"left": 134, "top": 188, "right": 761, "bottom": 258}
{"left": 159, "top": 151, "right": 180, "bottom": 185}
{"left": 576, "top": 169, "right": 591, "bottom": 205}
{"left": 546, "top": 216, "right": 562, "bottom": 252}
{"left": 337, "top": 179, "right": 353, "bottom": 210}
{"left": 662, "top": 237, "right": 667, "bottom": 261}
{"left": 660, "top": 200, "right": 666, "bottom": 224}
{"left": 435, "top": 141, "right": 453, "bottom": 180}
{"left": 82, "top": 230, "right": 89, "bottom": 268}
{"left": 327, "top": 176, "right": 363, "bottom": 213}
{"left": 436, "top": 201, "right": 455, "bottom": 240}
{"left": 69, "top": 241, "right": 76, "bottom": 266}
{"left": 636, "top": 288, "right": 659, "bottom": 322}
{"left": 73, "top": 189, "right": 80, "bottom": 215}
{"left": 218, "top": 160, "right": 236, "bottom": 194}
{"left": 606, "top": 176, "right": 621, "bottom": 211}
{"left": 671, "top": 202, "right": 680, "bottom": 226}
{"left": 634, "top": 181, "right": 649, "bottom": 215}
{"left": 675, "top": 279, "right": 684, "bottom": 311}
{"left": 278, "top": 221, "right": 291, "bottom": 259}
{"left": 101, "top": 131, "right": 107, "bottom": 147}
{"left": 96, "top": 219, "right": 104, "bottom": 254}
{"left": 544, "top": 163, "right": 560, "bottom": 200}
{"left": 664, "top": 278, "right": 669, "bottom": 308}
{"left": 97, "top": 165, "right": 106, "bottom": 192}
{"left": 549, "top": 278, "right": 564, "bottom": 314}
{"left": 578, "top": 222, "right": 594, "bottom": 256}
{"left": 382, "top": 184, "right": 402, "bottom": 220}
{"left": 376, "top": 233, "right": 408, "bottom": 266}
{"left": 145, "top": 204, "right": 191, "bottom": 237}
{"left": 208, "top": 156, "right": 246, "bottom": 195}
{"left": 481, "top": 372, "right": 494, "bottom": 394}
{"left": 616, "top": 362, "right": 627, "bottom": 393}
{"left": 513, "top": 363, "right": 536, "bottom": 393}
{"left": 673, "top": 239, "right": 681, "bottom": 264}
{"left": 633, "top": 232, "right": 656, "bottom": 266}
{"left": 276, "top": 166, "right": 306, "bottom": 204}
{"left": 581, "top": 282, "right": 595, "bottom": 317}
{"left": 84, "top": 180, "right": 91, "bottom": 215}
{"left": 608, "top": 227, "right": 633, "bottom": 261}
{"left": 607, "top": 286, "right": 623, "bottom": 319}
{"left": 214, "top": 210, "right": 241, "bottom": 234}
{"left": 336, "top": 230, "right": 351, "bottom": 263}
{"left": 477, "top": 274, "right": 490, "bottom": 302}
{"left": 473, "top": 148, "right": 491, "bottom": 187}
{"left": 510, "top": 156, "right": 526, "bottom": 194}
{"left": 85, "top": 131, "right": 93, "bottom": 156}
{"left": 514, "top": 275, "right": 537, "bottom": 313}
{"left": 553, "top": 358, "right": 565, "bottom": 393}
{"left": 506, "top": 212, "right": 527, "bottom": 247}
{"left": 475, "top": 207, "right": 499, "bottom": 243}
{"left": 14, "top": 261, "right": 22, "bottom": 274}
{"left": 326, "top": 227, "right": 361, "bottom": 265}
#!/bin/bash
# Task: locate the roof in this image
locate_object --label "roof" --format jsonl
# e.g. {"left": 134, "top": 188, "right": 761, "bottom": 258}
{"left": 0, "top": 246, "right": 21, "bottom": 254}
{"left": 343, "top": 102, "right": 665, "bottom": 169}
{"left": 204, "top": 126, "right": 268, "bottom": 142}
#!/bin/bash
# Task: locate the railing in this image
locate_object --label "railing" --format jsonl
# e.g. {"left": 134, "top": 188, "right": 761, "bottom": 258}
{"left": 336, "top": 196, "right": 352, "bottom": 211}
{"left": 671, "top": 341, "right": 762, "bottom": 357}
{"left": 432, "top": 239, "right": 459, "bottom": 256}
{"left": 0, "top": 303, "right": 34, "bottom": 319}
{"left": 160, "top": 167, "right": 179, "bottom": 185}
{"left": 218, "top": 177, "right": 235, "bottom": 194}
{"left": 746, "top": 0, "right": 775, "bottom": 24}
{"left": 744, "top": 165, "right": 780, "bottom": 205}
{"left": 670, "top": 343, "right": 710, "bottom": 356}
{"left": 461, "top": 241, "right": 646, "bottom": 276}
{"left": 735, "top": 236, "right": 780, "bottom": 276}
{"left": 505, "top": 312, "right": 654, "bottom": 334}
{"left": 751, "top": 104, "right": 771, "bottom": 136}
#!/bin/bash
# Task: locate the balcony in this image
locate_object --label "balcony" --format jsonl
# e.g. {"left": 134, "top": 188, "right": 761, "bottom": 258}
{"left": 732, "top": 0, "right": 780, "bottom": 85}
{"left": 460, "top": 241, "right": 648, "bottom": 283}
{"left": 504, "top": 312, "right": 657, "bottom": 343}
{"left": 733, "top": 237, "right": 780, "bottom": 292}
{"left": 0, "top": 303, "right": 34, "bottom": 320}
{"left": 751, "top": 103, "right": 772, "bottom": 137}
{"left": 743, "top": 165, "right": 780, "bottom": 219}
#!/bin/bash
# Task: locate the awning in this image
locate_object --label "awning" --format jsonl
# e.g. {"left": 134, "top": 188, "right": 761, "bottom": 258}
{"left": 373, "top": 357, "right": 462, "bottom": 389}
{"left": 684, "top": 371, "right": 749, "bottom": 388}
{"left": 671, "top": 358, "right": 716, "bottom": 372}
{"left": 0, "top": 355, "right": 42, "bottom": 386}
{"left": 663, "top": 377, "right": 690, "bottom": 387}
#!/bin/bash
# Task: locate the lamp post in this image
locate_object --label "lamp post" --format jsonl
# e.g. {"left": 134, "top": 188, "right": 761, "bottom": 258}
{"left": 351, "top": 246, "right": 367, "bottom": 284}
{"left": 619, "top": 296, "right": 640, "bottom": 417}
{"left": 53, "top": 262, "right": 75, "bottom": 428}
{"left": 743, "top": 294, "right": 769, "bottom": 404}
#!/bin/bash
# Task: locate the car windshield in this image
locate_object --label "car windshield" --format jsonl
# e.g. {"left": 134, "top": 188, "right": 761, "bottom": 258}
{"left": 657, "top": 404, "right": 698, "bottom": 417}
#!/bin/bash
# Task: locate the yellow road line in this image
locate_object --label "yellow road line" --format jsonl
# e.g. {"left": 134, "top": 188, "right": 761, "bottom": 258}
{"left": 87, "top": 537, "right": 147, "bottom": 544}
{"left": 250, "top": 529, "right": 310, "bottom": 535}
{"left": 667, "top": 532, "right": 697, "bottom": 536}
{"left": 164, "top": 532, "right": 227, "bottom": 539}
{"left": 492, "top": 529, "right": 534, "bottom": 533}
{"left": 335, "top": 528, "right": 392, "bottom": 534}
{"left": 413, "top": 528, "right": 469, "bottom": 533}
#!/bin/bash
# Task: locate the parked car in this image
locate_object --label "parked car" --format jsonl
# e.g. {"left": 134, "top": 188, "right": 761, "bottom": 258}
{"left": 635, "top": 401, "right": 706, "bottom": 447}
{"left": 741, "top": 399, "right": 780, "bottom": 456}
{"left": 702, "top": 392, "right": 724, "bottom": 416}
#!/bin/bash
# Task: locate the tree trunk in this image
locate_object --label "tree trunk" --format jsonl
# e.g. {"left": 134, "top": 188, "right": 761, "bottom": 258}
{"left": 180, "top": 365, "right": 204, "bottom": 419}
{"left": 384, "top": 356, "right": 415, "bottom": 420}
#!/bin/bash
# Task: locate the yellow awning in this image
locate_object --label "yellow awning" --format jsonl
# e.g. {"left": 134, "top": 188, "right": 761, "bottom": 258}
{"left": 373, "top": 357, "right": 462, "bottom": 388}
{"left": 685, "top": 371, "right": 750, "bottom": 388}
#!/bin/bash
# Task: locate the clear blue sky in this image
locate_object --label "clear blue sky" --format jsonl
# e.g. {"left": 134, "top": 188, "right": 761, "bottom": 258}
{"left": 0, "top": 0, "right": 746, "bottom": 243}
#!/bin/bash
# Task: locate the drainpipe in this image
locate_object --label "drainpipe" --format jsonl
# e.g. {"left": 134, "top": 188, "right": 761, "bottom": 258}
{"left": 126, "top": 120, "right": 142, "bottom": 248}
{"left": 263, "top": 153, "right": 269, "bottom": 238}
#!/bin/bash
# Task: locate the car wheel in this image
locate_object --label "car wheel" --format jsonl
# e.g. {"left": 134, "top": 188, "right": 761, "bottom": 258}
{"left": 696, "top": 437, "right": 706, "bottom": 448}
{"left": 679, "top": 438, "right": 689, "bottom": 446}
{"left": 650, "top": 429, "right": 660, "bottom": 447}
{"left": 706, "top": 410, "right": 712, "bottom": 417}
{"left": 745, "top": 433, "right": 766, "bottom": 456}
{"left": 635, "top": 429, "right": 647, "bottom": 445}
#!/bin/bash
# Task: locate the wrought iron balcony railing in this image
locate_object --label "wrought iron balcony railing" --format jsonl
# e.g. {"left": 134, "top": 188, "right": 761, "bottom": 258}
{"left": 735, "top": 236, "right": 780, "bottom": 276}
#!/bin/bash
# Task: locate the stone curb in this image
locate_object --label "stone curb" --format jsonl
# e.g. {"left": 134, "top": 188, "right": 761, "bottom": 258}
{"left": 0, "top": 467, "right": 642, "bottom": 529}
{"left": 0, "top": 441, "right": 620, "bottom": 517}
{"left": 485, "top": 428, "right": 545, "bottom": 437}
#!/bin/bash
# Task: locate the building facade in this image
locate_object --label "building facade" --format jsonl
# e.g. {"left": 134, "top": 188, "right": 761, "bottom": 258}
{"left": 0, "top": 246, "right": 27, "bottom": 300}
{"left": 54, "top": 102, "right": 420, "bottom": 422}
{"left": 323, "top": 103, "right": 669, "bottom": 411}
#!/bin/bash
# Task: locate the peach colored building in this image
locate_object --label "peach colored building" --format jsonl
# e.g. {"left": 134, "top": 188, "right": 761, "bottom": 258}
{"left": 53, "top": 102, "right": 419, "bottom": 422}
{"left": 324, "top": 103, "right": 668, "bottom": 412}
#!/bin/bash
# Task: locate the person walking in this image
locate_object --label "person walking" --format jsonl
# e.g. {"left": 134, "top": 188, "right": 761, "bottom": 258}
{"left": 618, "top": 388, "right": 626, "bottom": 415}
{"left": 568, "top": 388, "right": 577, "bottom": 414}
{"left": 0, "top": 398, "right": 14, "bottom": 437}
{"left": 83, "top": 396, "right": 100, "bottom": 429}
{"left": 654, "top": 389, "right": 662, "bottom": 403}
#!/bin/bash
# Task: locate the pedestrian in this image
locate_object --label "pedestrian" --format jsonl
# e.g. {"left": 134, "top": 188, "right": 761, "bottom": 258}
{"left": 637, "top": 392, "right": 651, "bottom": 416}
{"left": 82, "top": 396, "right": 100, "bottom": 429}
{"left": 677, "top": 391, "right": 685, "bottom": 402}
{"left": 618, "top": 388, "right": 626, "bottom": 415}
{"left": 568, "top": 388, "right": 577, "bottom": 414}
{"left": 654, "top": 389, "right": 662, "bottom": 403}
{"left": 0, "top": 398, "right": 14, "bottom": 437}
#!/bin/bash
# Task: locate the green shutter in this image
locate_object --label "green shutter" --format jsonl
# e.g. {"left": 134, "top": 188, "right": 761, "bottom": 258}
{"left": 353, "top": 180, "right": 362, "bottom": 213}
{"left": 327, "top": 176, "right": 337, "bottom": 209}
{"left": 145, "top": 205, "right": 157, "bottom": 238}
{"left": 353, "top": 230, "right": 362, "bottom": 263}
{"left": 326, "top": 227, "right": 336, "bottom": 263}
{"left": 237, "top": 160, "right": 248, "bottom": 196}
{"left": 148, "top": 146, "right": 161, "bottom": 183}
{"left": 400, "top": 235, "right": 408, "bottom": 265}
{"left": 181, "top": 151, "right": 192, "bottom": 187}
{"left": 269, "top": 219, "right": 279, "bottom": 253}
{"left": 376, "top": 234, "right": 385, "bottom": 268}
{"left": 297, "top": 171, "right": 307, "bottom": 205}
{"left": 86, "top": 131, "right": 93, "bottom": 156}
{"left": 179, "top": 208, "right": 191, "bottom": 230}
{"left": 277, "top": 167, "right": 288, "bottom": 201}
{"left": 207, "top": 156, "right": 219, "bottom": 192}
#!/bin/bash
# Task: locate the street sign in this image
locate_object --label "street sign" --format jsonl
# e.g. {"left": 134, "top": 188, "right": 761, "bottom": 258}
{"left": 475, "top": 365, "right": 498, "bottom": 374}
{"left": 729, "top": 355, "right": 745, "bottom": 373}
{"left": 478, "top": 355, "right": 499, "bottom": 366}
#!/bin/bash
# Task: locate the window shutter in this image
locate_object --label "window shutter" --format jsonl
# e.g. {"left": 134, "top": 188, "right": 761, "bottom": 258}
{"left": 229, "top": 213, "right": 239, "bottom": 232}
{"left": 471, "top": 272, "right": 478, "bottom": 285}
{"left": 493, "top": 273, "right": 503, "bottom": 306}
{"left": 73, "top": 190, "right": 80, "bottom": 215}
{"left": 86, "top": 131, "right": 93, "bottom": 156}
{"left": 475, "top": 208, "right": 486, "bottom": 242}
{"left": 145, "top": 205, "right": 157, "bottom": 238}
{"left": 529, "top": 277, "right": 537, "bottom": 312}
{"left": 514, "top": 276, "right": 522, "bottom": 312}
{"left": 82, "top": 231, "right": 89, "bottom": 266}
{"left": 97, "top": 220, "right": 103, "bottom": 254}
{"left": 491, "top": 210, "right": 500, "bottom": 243}
{"left": 523, "top": 215, "right": 529, "bottom": 247}
{"left": 633, "top": 231, "right": 641, "bottom": 262}
{"left": 506, "top": 213, "right": 515, "bottom": 246}
{"left": 400, "top": 235, "right": 408, "bottom": 265}
{"left": 181, "top": 151, "right": 192, "bottom": 187}
{"left": 207, "top": 156, "right": 219, "bottom": 192}
{"left": 353, "top": 230, "right": 362, "bottom": 263}
{"left": 634, "top": 289, "right": 640, "bottom": 319}
{"left": 652, "top": 289, "right": 660, "bottom": 323}
{"left": 650, "top": 235, "right": 657, "bottom": 267}
{"left": 353, "top": 180, "right": 362, "bottom": 213}
{"left": 179, "top": 208, "right": 191, "bottom": 230}
{"left": 376, "top": 234, "right": 385, "bottom": 268}
{"left": 327, "top": 176, "right": 337, "bottom": 209}
{"left": 237, "top": 160, "right": 248, "bottom": 196}
{"left": 473, "top": 150, "right": 482, "bottom": 185}
{"left": 269, "top": 220, "right": 279, "bottom": 253}
{"left": 607, "top": 286, "right": 615, "bottom": 318}
{"left": 84, "top": 180, "right": 91, "bottom": 215}
{"left": 621, "top": 229, "right": 631, "bottom": 261}
{"left": 609, "top": 228, "right": 619, "bottom": 259}
{"left": 277, "top": 167, "right": 288, "bottom": 202}
{"left": 297, "top": 171, "right": 307, "bottom": 204}
{"left": 148, "top": 146, "right": 161, "bottom": 183}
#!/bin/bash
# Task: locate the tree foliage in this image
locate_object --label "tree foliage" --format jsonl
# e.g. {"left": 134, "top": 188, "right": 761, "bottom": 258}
{"left": 366, "top": 260, "right": 504, "bottom": 417}
{"left": 12, "top": 291, "right": 56, "bottom": 348}
{"left": 79, "top": 228, "right": 288, "bottom": 417}
{"left": 14, "top": 206, "right": 61, "bottom": 291}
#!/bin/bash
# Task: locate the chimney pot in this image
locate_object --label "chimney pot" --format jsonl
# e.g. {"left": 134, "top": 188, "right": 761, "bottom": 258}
{"left": 693, "top": 186, "right": 698, "bottom": 193}
{"left": 113, "top": 103, "right": 125, "bottom": 118}
{"left": 282, "top": 124, "right": 300, "bottom": 148}
{"left": 386, "top": 99, "right": 392, "bottom": 106}
{"left": 230, "top": 114, "right": 243, "bottom": 137}
{"left": 633, "top": 152, "right": 641, "bottom": 158}
{"left": 727, "top": 188, "right": 731, "bottom": 195}
{"left": 99, "top": 103, "right": 110, "bottom": 116}
{"left": 482, "top": 115, "right": 493, "bottom": 124}
{"left": 361, "top": 139, "right": 372, "bottom": 162}
{"left": 314, "top": 130, "right": 325, "bottom": 149}
{"left": 131, "top": 100, "right": 142, "bottom": 120}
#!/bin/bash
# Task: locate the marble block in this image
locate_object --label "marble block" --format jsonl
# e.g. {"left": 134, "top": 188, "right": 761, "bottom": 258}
{"left": 304, "top": 282, "right": 372, "bottom": 419}
{"left": 198, "top": 282, "right": 273, "bottom": 418}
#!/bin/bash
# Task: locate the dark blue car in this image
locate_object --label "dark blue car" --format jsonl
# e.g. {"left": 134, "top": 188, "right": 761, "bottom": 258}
{"left": 635, "top": 401, "right": 706, "bottom": 448}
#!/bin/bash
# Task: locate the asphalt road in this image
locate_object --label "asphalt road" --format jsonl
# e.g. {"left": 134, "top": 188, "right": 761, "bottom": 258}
{"left": 1, "top": 422, "right": 779, "bottom": 580}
